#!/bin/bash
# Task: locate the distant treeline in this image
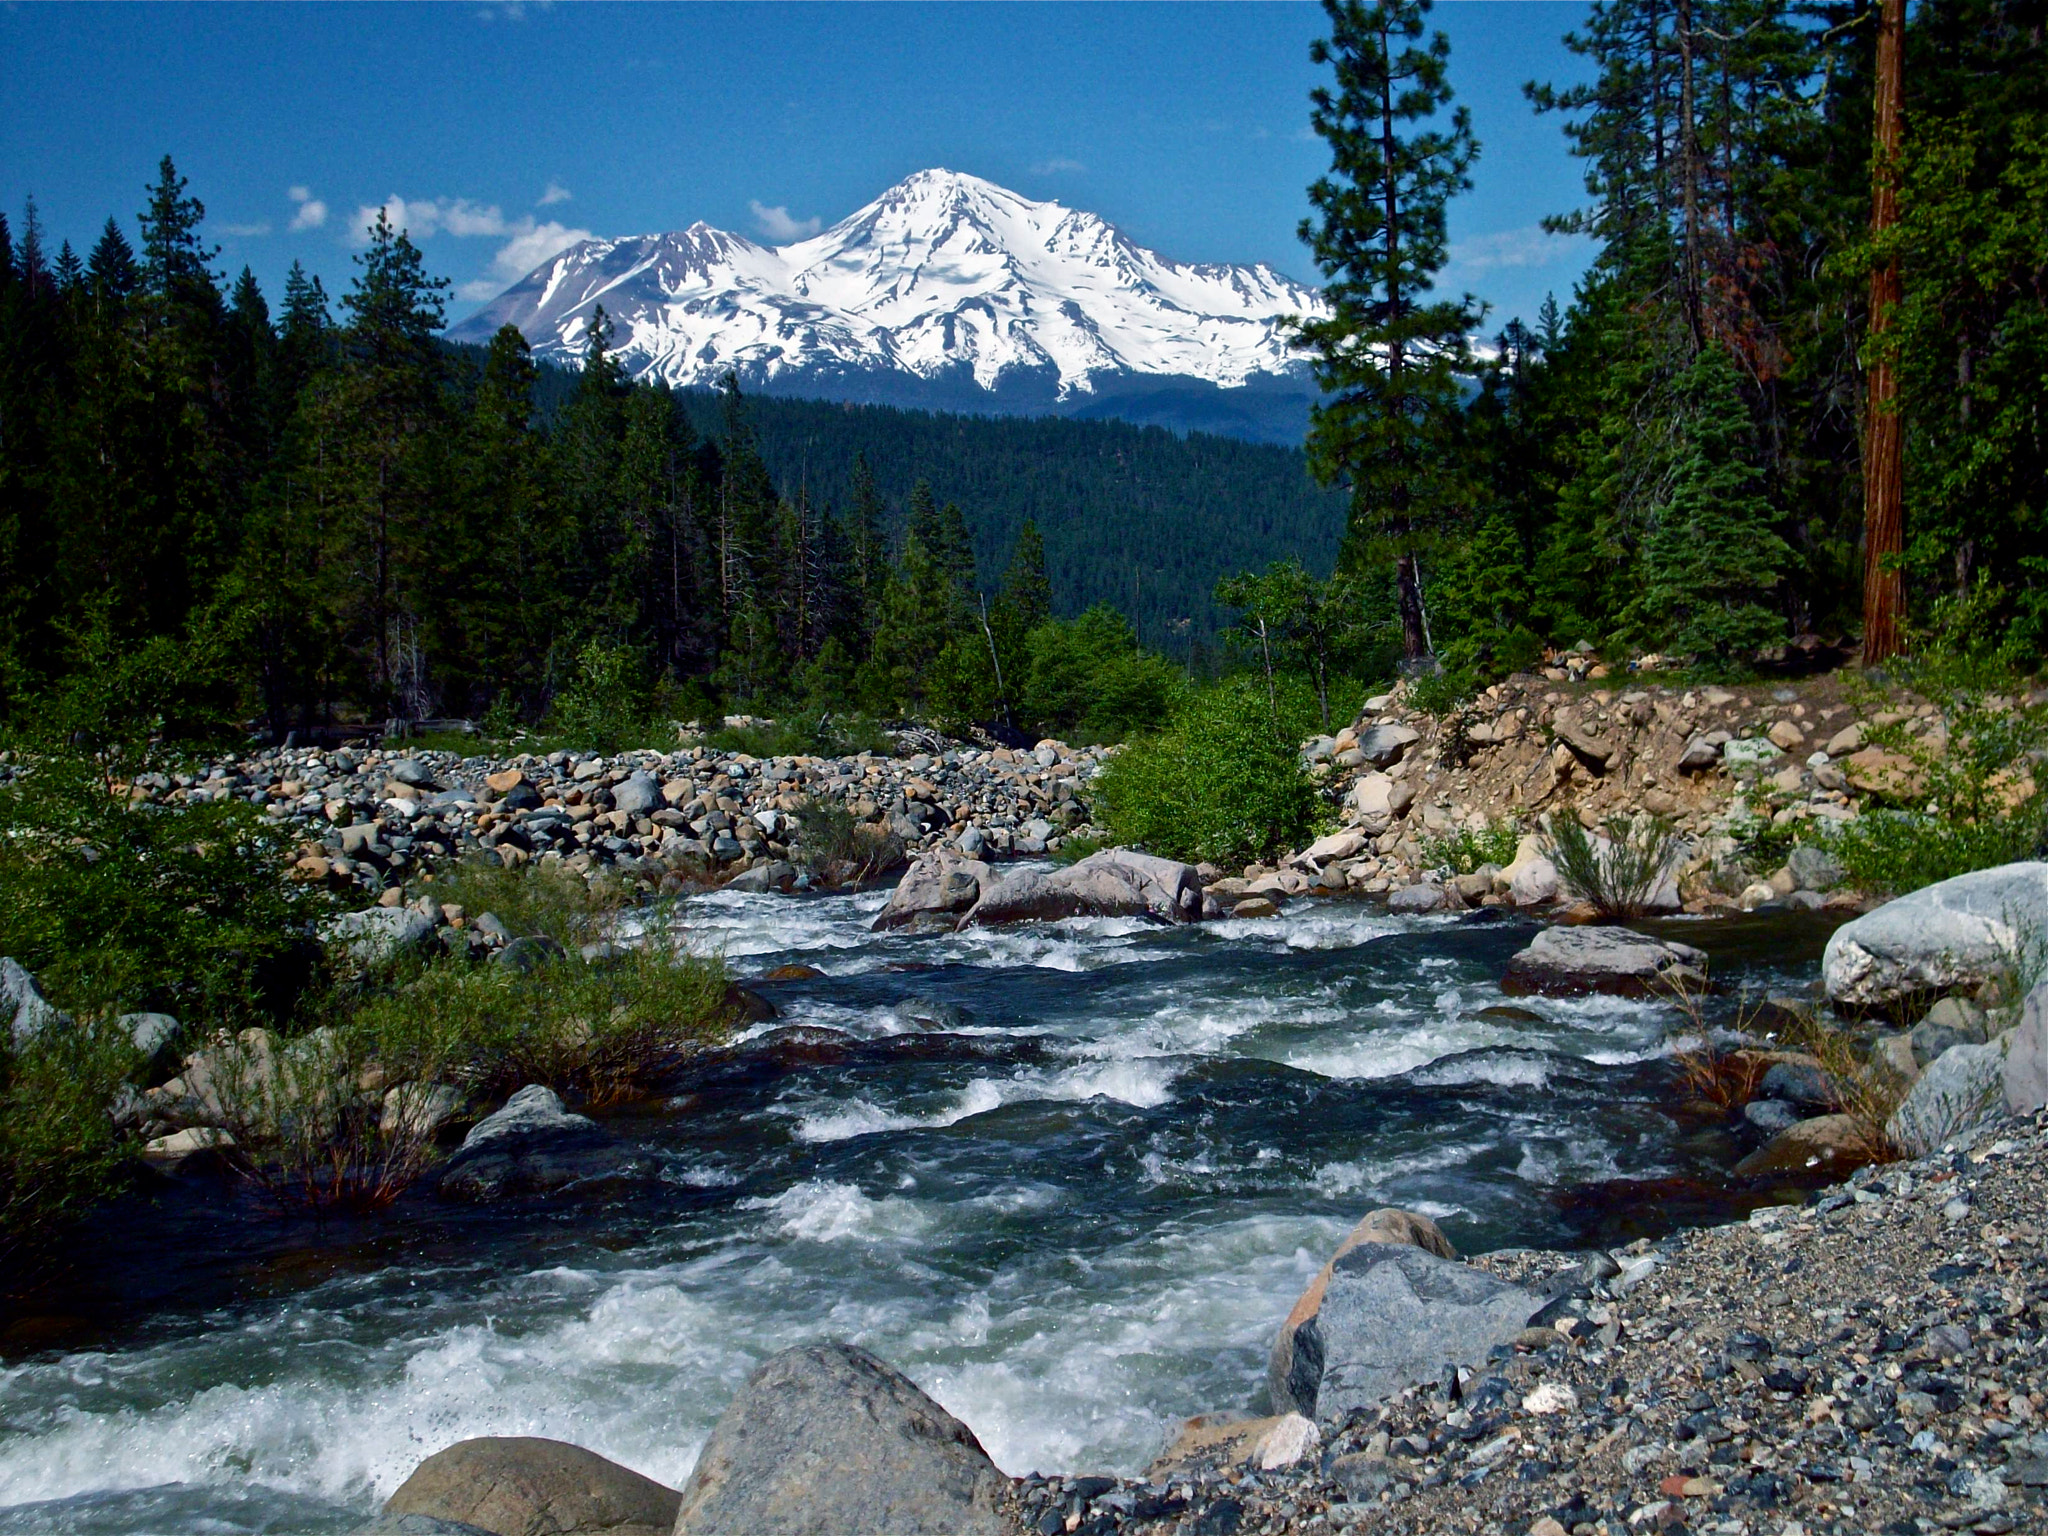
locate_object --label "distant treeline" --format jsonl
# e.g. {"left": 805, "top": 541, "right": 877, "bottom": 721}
{"left": 0, "top": 161, "right": 1340, "bottom": 738}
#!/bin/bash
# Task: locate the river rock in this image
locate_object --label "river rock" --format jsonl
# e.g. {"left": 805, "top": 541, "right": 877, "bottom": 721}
{"left": 2004, "top": 979, "right": 2048, "bottom": 1116}
{"left": 1498, "top": 837, "right": 1560, "bottom": 907}
{"left": 437, "top": 1086, "right": 645, "bottom": 1202}
{"left": 1758, "top": 1059, "right": 1840, "bottom": 1114}
{"left": 119, "top": 1012, "right": 183, "bottom": 1076}
{"left": 1355, "top": 724, "right": 1420, "bottom": 769}
{"left": 870, "top": 851, "right": 990, "bottom": 933}
{"left": 724, "top": 860, "right": 797, "bottom": 894}
{"left": 1731, "top": 1113, "right": 1878, "bottom": 1179}
{"left": 1296, "top": 828, "right": 1366, "bottom": 867}
{"left": 1283, "top": 1244, "right": 1541, "bottom": 1424}
{"left": 1387, "top": 883, "right": 1444, "bottom": 914}
{"left": 383, "top": 1436, "right": 680, "bottom": 1536}
{"left": 326, "top": 906, "right": 438, "bottom": 969}
{"left": 1786, "top": 844, "right": 1845, "bottom": 892}
{"left": 964, "top": 848, "right": 1201, "bottom": 927}
{"left": 2, "top": 958, "right": 69, "bottom": 1045}
{"left": 671, "top": 1341, "right": 1008, "bottom": 1536}
{"left": 1887, "top": 1041, "right": 2008, "bottom": 1157}
{"left": 1821, "top": 862, "right": 2048, "bottom": 1008}
{"left": 1502, "top": 926, "right": 1707, "bottom": 998}
{"left": 610, "top": 773, "right": 661, "bottom": 818}
{"left": 1269, "top": 1209, "right": 1456, "bottom": 1417}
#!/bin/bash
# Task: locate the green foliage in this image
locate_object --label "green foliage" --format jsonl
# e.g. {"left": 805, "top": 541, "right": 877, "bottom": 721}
{"left": 1422, "top": 819, "right": 1521, "bottom": 875}
{"left": 704, "top": 710, "right": 895, "bottom": 760}
{"left": 546, "top": 640, "right": 668, "bottom": 754}
{"left": 1093, "top": 678, "right": 1320, "bottom": 866}
{"left": 1544, "top": 812, "right": 1682, "bottom": 920}
{"left": 1404, "top": 665, "right": 1478, "bottom": 718}
{"left": 1020, "top": 607, "right": 1186, "bottom": 744}
{"left": 0, "top": 1018, "right": 138, "bottom": 1275}
{"left": 788, "top": 792, "right": 905, "bottom": 884}
{"left": 1215, "top": 560, "right": 1383, "bottom": 731}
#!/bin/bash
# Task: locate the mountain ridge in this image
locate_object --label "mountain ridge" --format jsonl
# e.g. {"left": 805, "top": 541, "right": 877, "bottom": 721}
{"left": 448, "top": 169, "right": 1326, "bottom": 442}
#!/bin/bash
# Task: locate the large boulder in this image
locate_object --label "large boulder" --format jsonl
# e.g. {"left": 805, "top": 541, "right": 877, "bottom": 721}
{"left": 383, "top": 1438, "right": 680, "bottom": 1536}
{"left": 870, "top": 852, "right": 991, "bottom": 933}
{"left": 2, "top": 958, "right": 69, "bottom": 1046}
{"left": 325, "top": 906, "right": 438, "bottom": 969}
{"left": 1355, "top": 724, "right": 1420, "bottom": 769}
{"left": 1887, "top": 1041, "right": 2007, "bottom": 1157}
{"left": 1822, "top": 863, "right": 2048, "bottom": 1009}
{"left": 2004, "top": 979, "right": 2048, "bottom": 1116}
{"left": 1277, "top": 1244, "right": 1541, "bottom": 1425}
{"left": 671, "top": 1342, "right": 1009, "bottom": 1536}
{"left": 1502, "top": 926, "right": 1707, "bottom": 998}
{"left": 610, "top": 774, "right": 662, "bottom": 818}
{"left": 1268, "top": 1209, "right": 1455, "bottom": 1417}
{"left": 1497, "top": 836, "right": 1560, "bottom": 908}
{"left": 963, "top": 848, "right": 1202, "bottom": 928}
{"left": 437, "top": 1086, "right": 648, "bottom": 1202}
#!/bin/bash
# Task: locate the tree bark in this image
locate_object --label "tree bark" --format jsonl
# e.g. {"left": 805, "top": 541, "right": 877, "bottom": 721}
{"left": 1861, "top": 0, "right": 1906, "bottom": 666}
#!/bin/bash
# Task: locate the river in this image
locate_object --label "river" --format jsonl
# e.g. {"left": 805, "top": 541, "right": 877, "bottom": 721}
{"left": 0, "top": 883, "right": 1833, "bottom": 1535}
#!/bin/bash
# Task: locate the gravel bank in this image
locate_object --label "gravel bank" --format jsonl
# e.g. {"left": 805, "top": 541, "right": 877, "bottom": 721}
{"left": 1009, "top": 1111, "right": 2048, "bottom": 1536}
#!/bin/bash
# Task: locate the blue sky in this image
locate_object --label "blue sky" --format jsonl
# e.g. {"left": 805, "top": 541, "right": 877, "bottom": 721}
{"left": 2, "top": 2, "right": 1596, "bottom": 333}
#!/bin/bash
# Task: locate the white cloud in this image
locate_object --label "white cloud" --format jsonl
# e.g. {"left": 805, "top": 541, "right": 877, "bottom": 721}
{"left": 219, "top": 221, "right": 271, "bottom": 238}
{"left": 287, "top": 186, "right": 329, "bottom": 231}
{"left": 1031, "top": 157, "right": 1086, "bottom": 176}
{"left": 1446, "top": 225, "right": 1594, "bottom": 275}
{"left": 749, "top": 200, "right": 821, "bottom": 241}
{"left": 348, "top": 192, "right": 591, "bottom": 298}
{"left": 487, "top": 219, "right": 592, "bottom": 279}
{"left": 539, "top": 181, "right": 572, "bottom": 206}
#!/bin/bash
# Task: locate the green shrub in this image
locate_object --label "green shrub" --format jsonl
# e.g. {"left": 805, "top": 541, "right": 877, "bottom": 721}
{"left": 1405, "top": 664, "right": 1480, "bottom": 718}
{"left": 0, "top": 753, "right": 327, "bottom": 1025}
{"left": 547, "top": 640, "right": 669, "bottom": 754}
{"left": 1021, "top": 608, "right": 1186, "bottom": 744}
{"left": 1093, "top": 678, "right": 1319, "bottom": 866}
{"left": 706, "top": 711, "right": 897, "bottom": 760}
{"left": 789, "top": 793, "right": 904, "bottom": 884}
{"left": 1422, "top": 819, "right": 1522, "bottom": 875}
{"left": 0, "top": 1019, "right": 138, "bottom": 1273}
{"left": 1545, "top": 812, "right": 1683, "bottom": 919}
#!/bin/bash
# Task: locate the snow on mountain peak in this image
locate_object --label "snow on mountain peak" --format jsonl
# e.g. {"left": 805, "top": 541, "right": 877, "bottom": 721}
{"left": 449, "top": 169, "right": 1327, "bottom": 406}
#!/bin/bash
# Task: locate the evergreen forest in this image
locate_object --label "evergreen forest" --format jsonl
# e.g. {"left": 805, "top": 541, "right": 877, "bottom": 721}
{"left": 1, "top": 0, "right": 2044, "bottom": 749}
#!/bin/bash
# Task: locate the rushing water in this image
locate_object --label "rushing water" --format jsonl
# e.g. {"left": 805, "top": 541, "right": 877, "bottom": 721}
{"left": 0, "top": 886, "right": 1833, "bottom": 1535}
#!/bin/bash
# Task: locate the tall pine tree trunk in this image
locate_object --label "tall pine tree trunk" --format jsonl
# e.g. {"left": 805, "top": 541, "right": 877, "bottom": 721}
{"left": 1861, "top": 0, "right": 1906, "bottom": 665}
{"left": 1378, "top": 14, "right": 1428, "bottom": 663}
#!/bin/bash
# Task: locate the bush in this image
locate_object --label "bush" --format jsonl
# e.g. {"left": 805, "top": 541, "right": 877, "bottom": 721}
{"left": 1021, "top": 608, "right": 1186, "bottom": 744}
{"left": 547, "top": 640, "right": 669, "bottom": 754}
{"left": 1422, "top": 819, "right": 1521, "bottom": 875}
{"left": 1093, "top": 678, "right": 1319, "bottom": 866}
{"left": 789, "top": 793, "right": 904, "bottom": 884}
{"left": 706, "top": 711, "right": 896, "bottom": 760}
{"left": 1404, "top": 664, "right": 1480, "bottom": 718}
{"left": 0, "top": 752, "right": 327, "bottom": 1026}
{"left": 1545, "top": 812, "right": 1683, "bottom": 919}
{"left": 0, "top": 1019, "right": 138, "bottom": 1274}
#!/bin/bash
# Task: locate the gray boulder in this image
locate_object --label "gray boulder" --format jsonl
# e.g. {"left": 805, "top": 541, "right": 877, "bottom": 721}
{"left": 1268, "top": 1209, "right": 1456, "bottom": 1417}
{"left": 963, "top": 848, "right": 1202, "bottom": 928}
{"left": 2, "top": 958, "right": 70, "bottom": 1046}
{"left": 611, "top": 773, "right": 662, "bottom": 818}
{"left": 437, "top": 1086, "right": 646, "bottom": 1202}
{"left": 387, "top": 758, "right": 436, "bottom": 788}
{"left": 1502, "top": 926, "right": 1708, "bottom": 998}
{"left": 671, "top": 1341, "right": 1008, "bottom": 1536}
{"left": 725, "top": 861, "right": 798, "bottom": 894}
{"left": 325, "top": 907, "right": 437, "bottom": 969}
{"left": 119, "top": 1012, "right": 182, "bottom": 1075}
{"left": 1355, "top": 724, "right": 1420, "bottom": 769}
{"left": 1758, "top": 1060, "right": 1840, "bottom": 1114}
{"left": 1386, "top": 883, "right": 1445, "bottom": 915}
{"left": 1822, "top": 862, "right": 2048, "bottom": 1009}
{"left": 2004, "top": 979, "right": 2048, "bottom": 1117}
{"left": 1278, "top": 1245, "right": 1540, "bottom": 1425}
{"left": 1787, "top": 845, "right": 1846, "bottom": 892}
{"left": 870, "top": 852, "right": 991, "bottom": 933}
{"left": 383, "top": 1436, "right": 680, "bottom": 1536}
{"left": 1888, "top": 1041, "right": 2007, "bottom": 1157}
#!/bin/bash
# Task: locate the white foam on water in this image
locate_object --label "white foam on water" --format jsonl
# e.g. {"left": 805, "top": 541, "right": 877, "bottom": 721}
{"left": 788, "top": 1056, "right": 1181, "bottom": 1143}
{"left": 743, "top": 1180, "right": 934, "bottom": 1243}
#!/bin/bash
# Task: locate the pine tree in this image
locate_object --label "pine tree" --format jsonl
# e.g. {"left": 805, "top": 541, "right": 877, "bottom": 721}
{"left": 86, "top": 219, "right": 139, "bottom": 307}
{"left": 998, "top": 519, "right": 1052, "bottom": 630}
{"left": 1628, "top": 348, "right": 1790, "bottom": 660}
{"left": 1295, "top": 0, "right": 1481, "bottom": 661}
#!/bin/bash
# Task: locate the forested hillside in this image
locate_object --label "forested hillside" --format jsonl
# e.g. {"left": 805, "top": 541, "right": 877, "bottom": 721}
{"left": 495, "top": 348, "right": 1347, "bottom": 651}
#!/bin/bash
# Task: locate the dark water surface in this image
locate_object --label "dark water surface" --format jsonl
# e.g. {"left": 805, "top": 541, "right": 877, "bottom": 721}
{"left": 0, "top": 888, "right": 1838, "bottom": 1533}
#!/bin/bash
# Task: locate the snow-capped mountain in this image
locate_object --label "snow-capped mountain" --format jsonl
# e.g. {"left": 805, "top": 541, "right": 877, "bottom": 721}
{"left": 448, "top": 169, "right": 1326, "bottom": 441}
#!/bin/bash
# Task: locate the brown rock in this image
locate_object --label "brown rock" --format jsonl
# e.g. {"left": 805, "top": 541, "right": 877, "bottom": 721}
{"left": 485, "top": 769, "right": 527, "bottom": 795}
{"left": 1843, "top": 746, "right": 1924, "bottom": 799}
{"left": 383, "top": 1437, "right": 680, "bottom": 1536}
{"left": 1731, "top": 1113, "right": 1883, "bottom": 1180}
